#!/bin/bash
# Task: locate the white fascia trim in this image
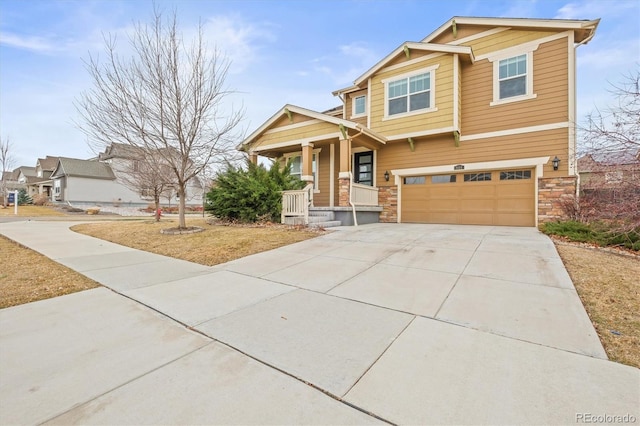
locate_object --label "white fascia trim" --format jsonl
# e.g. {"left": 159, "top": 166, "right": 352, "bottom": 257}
{"left": 263, "top": 119, "right": 322, "bottom": 135}
{"left": 355, "top": 43, "right": 471, "bottom": 86}
{"left": 367, "top": 79, "right": 372, "bottom": 128}
{"left": 387, "top": 126, "right": 455, "bottom": 141}
{"left": 453, "top": 54, "right": 459, "bottom": 130}
{"left": 568, "top": 31, "right": 577, "bottom": 175}
{"left": 332, "top": 85, "right": 360, "bottom": 96}
{"left": 422, "top": 17, "right": 599, "bottom": 43}
{"left": 329, "top": 143, "right": 335, "bottom": 206}
{"left": 338, "top": 171, "right": 350, "bottom": 179}
{"left": 460, "top": 122, "right": 569, "bottom": 142}
{"left": 240, "top": 104, "right": 359, "bottom": 148}
{"left": 391, "top": 156, "right": 550, "bottom": 178}
{"left": 253, "top": 133, "right": 341, "bottom": 151}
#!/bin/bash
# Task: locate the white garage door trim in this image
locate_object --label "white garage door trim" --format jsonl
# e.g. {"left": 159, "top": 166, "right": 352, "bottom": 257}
{"left": 391, "top": 156, "right": 550, "bottom": 224}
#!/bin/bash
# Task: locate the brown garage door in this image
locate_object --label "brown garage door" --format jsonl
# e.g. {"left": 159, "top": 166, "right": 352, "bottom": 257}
{"left": 401, "top": 169, "right": 535, "bottom": 226}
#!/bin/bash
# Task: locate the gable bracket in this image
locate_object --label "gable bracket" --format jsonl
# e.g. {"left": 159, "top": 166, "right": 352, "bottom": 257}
{"left": 339, "top": 123, "right": 348, "bottom": 140}
{"left": 284, "top": 107, "right": 293, "bottom": 123}
{"left": 403, "top": 45, "right": 410, "bottom": 59}
{"left": 408, "top": 137, "right": 415, "bottom": 152}
{"left": 452, "top": 19, "right": 457, "bottom": 39}
{"left": 453, "top": 130, "right": 460, "bottom": 147}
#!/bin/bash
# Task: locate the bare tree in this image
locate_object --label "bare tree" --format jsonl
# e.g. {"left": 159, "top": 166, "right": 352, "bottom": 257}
{"left": 75, "top": 8, "right": 243, "bottom": 229}
{"left": 580, "top": 67, "right": 639, "bottom": 157}
{"left": 1, "top": 136, "right": 15, "bottom": 208}
{"left": 572, "top": 68, "right": 640, "bottom": 235}
{"left": 111, "top": 149, "right": 174, "bottom": 221}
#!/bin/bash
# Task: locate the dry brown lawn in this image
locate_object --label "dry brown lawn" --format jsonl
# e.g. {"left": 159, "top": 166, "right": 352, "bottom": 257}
{"left": 71, "top": 218, "right": 321, "bottom": 266}
{"left": 555, "top": 242, "right": 640, "bottom": 368}
{"left": 0, "top": 236, "right": 100, "bottom": 309}
{"left": 0, "top": 205, "right": 65, "bottom": 217}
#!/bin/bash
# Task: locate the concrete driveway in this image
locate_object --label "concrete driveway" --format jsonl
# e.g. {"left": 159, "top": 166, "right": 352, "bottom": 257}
{"left": 1, "top": 221, "right": 638, "bottom": 425}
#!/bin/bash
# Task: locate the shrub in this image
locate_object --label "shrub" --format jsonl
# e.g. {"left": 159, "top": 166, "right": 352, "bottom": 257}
{"left": 32, "top": 193, "right": 50, "bottom": 206}
{"left": 542, "top": 220, "right": 640, "bottom": 251}
{"left": 206, "top": 159, "right": 304, "bottom": 222}
{"left": 17, "top": 189, "right": 33, "bottom": 206}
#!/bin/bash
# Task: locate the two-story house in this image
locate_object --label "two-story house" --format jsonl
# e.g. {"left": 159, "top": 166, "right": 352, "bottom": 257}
{"left": 239, "top": 16, "right": 599, "bottom": 227}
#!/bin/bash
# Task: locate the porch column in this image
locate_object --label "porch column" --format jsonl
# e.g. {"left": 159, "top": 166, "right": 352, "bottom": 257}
{"left": 301, "top": 142, "right": 314, "bottom": 186}
{"left": 338, "top": 138, "right": 351, "bottom": 207}
{"left": 248, "top": 151, "right": 258, "bottom": 165}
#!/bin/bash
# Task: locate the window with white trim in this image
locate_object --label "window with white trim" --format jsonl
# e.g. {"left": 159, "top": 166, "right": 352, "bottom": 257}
{"left": 490, "top": 51, "right": 535, "bottom": 105}
{"left": 383, "top": 66, "right": 437, "bottom": 119}
{"left": 353, "top": 95, "right": 366, "bottom": 117}
{"left": 285, "top": 151, "right": 320, "bottom": 191}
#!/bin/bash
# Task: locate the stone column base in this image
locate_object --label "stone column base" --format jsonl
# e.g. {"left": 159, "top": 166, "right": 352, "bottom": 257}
{"left": 538, "top": 176, "right": 577, "bottom": 223}
{"left": 378, "top": 186, "right": 398, "bottom": 223}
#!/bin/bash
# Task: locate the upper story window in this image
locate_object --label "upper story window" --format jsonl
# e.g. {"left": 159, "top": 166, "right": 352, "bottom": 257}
{"left": 499, "top": 55, "right": 526, "bottom": 99}
{"left": 353, "top": 95, "right": 366, "bottom": 117}
{"left": 383, "top": 65, "right": 438, "bottom": 119}
{"left": 490, "top": 51, "right": 536, "bottom": 106}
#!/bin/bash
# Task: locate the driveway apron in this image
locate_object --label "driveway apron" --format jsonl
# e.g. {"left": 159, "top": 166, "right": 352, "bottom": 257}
{"left": 1, "top": 220, "right": 638, "bottom": 424}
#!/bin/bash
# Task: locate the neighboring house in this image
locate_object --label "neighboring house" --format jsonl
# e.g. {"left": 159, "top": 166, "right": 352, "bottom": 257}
{"left": 51, "top": 157, "right": 124, "bottom": 204}
{"left": 1, "top": 169, "right": 24, "bottom": 203}
{"left": 578, "top": 148, "right": 640, "bottom": 195}
{"left": 239, "top": 16, "right": 599, "bottom": 227}
{"left": 28, "top": 156, "right": 60, "bottom": 199}
{"left": 13, "top": 166, "right": 40, "bottom": 198}
{"left": 98, "top": 143, "right": 203, "bottom": 206}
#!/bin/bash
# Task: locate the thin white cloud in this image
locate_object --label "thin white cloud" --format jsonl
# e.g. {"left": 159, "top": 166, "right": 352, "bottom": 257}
{"left": 578, "top": 38, "right": 640, "bottom": 69}
{"left": 0, "top": 32, "right": 57, "bottom": 53}
{"left": 202, "top": 15, "right": 277, "bottom": 74}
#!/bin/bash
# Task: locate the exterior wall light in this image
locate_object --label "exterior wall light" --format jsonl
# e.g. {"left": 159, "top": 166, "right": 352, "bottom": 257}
{"left": 552, "top": 156, "right": 560, "bottom": 171}
{"left": 384, "top": 170, "right": 390, "bottom": 181}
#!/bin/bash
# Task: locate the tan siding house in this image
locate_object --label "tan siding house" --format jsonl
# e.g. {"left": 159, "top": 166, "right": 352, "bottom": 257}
{"left": 240, "top": 16, "right": 599, "bottom": 227}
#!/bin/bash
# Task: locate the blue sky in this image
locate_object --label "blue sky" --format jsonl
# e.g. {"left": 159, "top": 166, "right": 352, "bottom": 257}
{"left": 1, "top": 0, "right": 638, "bottom": 168}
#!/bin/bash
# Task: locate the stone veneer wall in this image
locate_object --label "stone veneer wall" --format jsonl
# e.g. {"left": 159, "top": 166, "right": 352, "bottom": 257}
{"left": 538, "top": 176, "right": 577, "bottom": 223}
{"left": 378, "top": 186, "right": 398, "bottom": 223}
{"left": 338, "top": 178, "right": 350, "bottom": 207}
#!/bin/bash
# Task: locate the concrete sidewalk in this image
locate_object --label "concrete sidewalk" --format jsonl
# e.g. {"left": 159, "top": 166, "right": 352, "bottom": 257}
{"left": 1, "top": 220, "right": 638, "bottom": 424}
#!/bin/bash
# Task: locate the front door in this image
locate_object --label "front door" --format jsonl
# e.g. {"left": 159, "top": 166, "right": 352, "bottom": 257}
{"left": 354, "top": 152, "right": 373, "bottom": 186}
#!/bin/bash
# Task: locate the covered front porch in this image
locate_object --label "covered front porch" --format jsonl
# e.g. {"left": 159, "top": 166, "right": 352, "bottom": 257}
{"left": 240, "top": 105, "right": 388, "bottom": 226}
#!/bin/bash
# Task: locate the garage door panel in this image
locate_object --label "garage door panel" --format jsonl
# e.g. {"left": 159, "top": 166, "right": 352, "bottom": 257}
{"left": 496, "top": 213, "right": 535, "bottom": 226}
{"left": 458, "top": 212, "right": 494, "bottom": 225}
{"left": 401, "top": 168, "right": 535, "bottom": 227}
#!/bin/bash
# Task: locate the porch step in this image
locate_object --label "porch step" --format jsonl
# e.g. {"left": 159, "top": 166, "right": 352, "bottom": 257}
{"left": 308, "top": 220, "right": 342, "bottom": 228}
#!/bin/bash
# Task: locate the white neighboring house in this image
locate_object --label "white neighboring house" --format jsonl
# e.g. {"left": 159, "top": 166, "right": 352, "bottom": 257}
{"left": 50, "top": 146, "right": 203, "bottom": 207}
{"left": 98, "top": 143, "right": 203, "bottom": 206}
{"left": 51, "top": 157, "right": 144, "bottom": 205}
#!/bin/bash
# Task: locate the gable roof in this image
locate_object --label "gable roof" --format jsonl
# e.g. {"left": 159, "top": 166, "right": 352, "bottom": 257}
{"left": 422, "top": 16, "right": 600, "bottom": 44}
{"left": 98, "top": 143, "right": 145, "bottom": 160}
{"left": 239, "top": 104, "right": 387, "bottom": 150}
{"left": 334, "top": 16, "right": 599, "bottom": 96}
{"left": 50, "top": 157, "right": 116, "bottom": 180}
{"left": 37, "top": 156, "right": 60, "bottom": 171}
{"left": 352, "top": 42, "right": 474, "bottom": 88}
{"left": 15, "top": 166, "right": 36, "bottom": 177}
{"left": 578, "top": 148, "right": 640, "bottom": 172}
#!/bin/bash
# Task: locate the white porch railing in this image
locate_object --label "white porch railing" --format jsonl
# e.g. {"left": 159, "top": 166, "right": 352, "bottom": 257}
{"left": 281, "top": 184, "right": 313, "bottom": 225}
{"left": 351, "top": 182, "right": 379, "bottom": 206}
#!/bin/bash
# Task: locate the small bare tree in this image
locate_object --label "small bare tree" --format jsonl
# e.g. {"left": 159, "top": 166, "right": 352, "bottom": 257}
{"left": 575, "top": 68, "right": 640, "bottom": 235}
{"left": 580, "top": 68, "right": 639, "bottom": 157}
{"left": 1, "top": 136, "right": 15, "bottom": 208}
{"left": 76, "top": 8, "right": 243, "bottom": 229}
{"left": 112, "top": 150, "right": 174, "bottom": 221}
